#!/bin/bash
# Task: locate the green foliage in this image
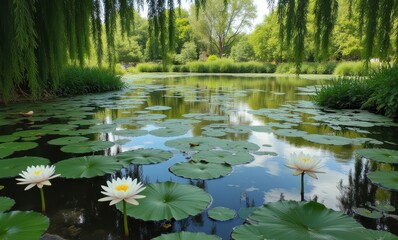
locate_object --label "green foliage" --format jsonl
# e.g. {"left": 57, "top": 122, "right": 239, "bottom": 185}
{"left": 116, "top": 39, "right": 144, "bottom": 63}
{"left": 313, "top": 77, "right": 372, "bottom": 109}
{"left": 207, "top": 55, "right": 219, "bottom": 62}
{"left": 136, "top": 63, "right": 168, "bottom": 72}
{"left": 173, "top": 60, "right": 275, "bottom": 73}
{"left": 363, "top": 66, "right": 398, "bottom": 116}
{"left": 333, "top": 61, "right": 378, "bottom": 76}
{"left": 230, "top": 39, "right": 255, "bottom": 62}
{"left": 55, "top": 66, "right": 124, "bottom": 96}
{"left": 174, "top": 42, "right": 198, "bottom": 64}
{"left": 276, "top": 62, "right": 336, "bottom": 74}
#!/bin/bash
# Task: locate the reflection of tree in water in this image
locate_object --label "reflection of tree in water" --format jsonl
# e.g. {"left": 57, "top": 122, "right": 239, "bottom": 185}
{"left": 337, "top": 157, "right": 398, "bottom": 234}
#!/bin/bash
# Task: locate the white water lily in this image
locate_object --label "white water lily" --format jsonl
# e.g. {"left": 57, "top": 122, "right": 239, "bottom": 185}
{"left": 98, "top": 177, "right": 146, "bottom": 205}
{"left": 285, "top": 152, "right": 324, "bottom": 179}
{"left": 16, "top": 165, "right": 61, "bottom": 190}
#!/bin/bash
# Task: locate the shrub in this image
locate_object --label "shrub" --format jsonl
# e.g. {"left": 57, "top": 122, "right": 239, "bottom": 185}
{"left": 362, "top": 66, "right": 398, "bottom": 117}
{"left": 207, "top": 55, "right": 219, "bottom": 61}
{"left": 276, "top": 62, "right": 337, "bottom": 74}
{"left": 184, "top": 60, "right": 276, "bottom": 73}
{"left": 313, "top": 77, "right": 372, "bottom": 109}
{"left": 333, "top": 61, "right": 379, "bottom": 76}
{"left": 56, "top": 66, "right": 124, "bottom": 96}
{"left": 136, "top": 63, "right": 167, "bottom": 72}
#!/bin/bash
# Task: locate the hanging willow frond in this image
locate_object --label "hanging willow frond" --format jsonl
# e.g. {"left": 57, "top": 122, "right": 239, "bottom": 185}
{"left": 377, "top": 0, "right": 394, "bottom": 61}
{"left": 293, "top": 0, "right": 308, "bottom": 74}
{"left": 314, "top": 0, "right": 338, "bottom": 60}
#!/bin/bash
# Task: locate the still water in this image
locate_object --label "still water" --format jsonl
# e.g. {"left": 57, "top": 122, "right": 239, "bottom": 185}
{"left": 1, "top": 74, "right": 398, "bottom": 239}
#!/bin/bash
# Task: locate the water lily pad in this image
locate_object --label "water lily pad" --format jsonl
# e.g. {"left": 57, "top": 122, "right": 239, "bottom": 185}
{"left": 370, "top": 204, "right": 395, "bottom": 212}
{"left": 68, "top": 119, "right": 103, "bottom": 125}
{"left": 302, "top": 134, "right": 356, "bottom": 145}
{"left": 152, "top": 231, "right": 221, "bottom": 240}
{"left": 0, "top": 211, "right": 49, "bottom": 239}
{"left": 149, "top": 127, "right": 190, "bottom": 137}
{"left": 47, "top": 136, "right": 89, "bottom": 146}
{"left": 55, "top": 156, "right": 123, "bottom": 178}
{"left": 367, "top": 171, "right": 398, "bottom": 191}
{"left": 0, "top": 142, "right": 38, "bottom": 156}
{"left": 60, "top": 140, "right": 115, "bottom": 153}
{"left": 0, "top": 197, "right": 15, "bottom": 212}
{"left": 0, "top": 135, "right": 20, "bottom": 143}
{"left": 364, "top": 229, "right": 398, "bottom": 240}
{"left": 274, "top": 129, "right": 308, "bottom": 137}
{"left": 0, "top": 156, "right": 49, "bottom": 178}
{"left": 113, "top": 129, "right": 148, "bottom": 137}
{"left": 165, "top": 137, "right": 224, "bottom": 151}
{"left": 191, "top": 151, "right": 254, "bottom": 165}
{"left": 354, "top": 208, "right": 383, "bottom": 219}
{"left": 116, "top": 181, "right": 211, "bottom": 221}
{"left": 356, "top": 149, "right": 398, "bottom": 164}
{"left": 132, "top": 114, "right": 167, "bottom": 121}
{"left": 238, "top": 207, "right": 257, "bottom": 220}
{"left": 253, "top": 151, "right": 278, "bottom": 156}
{"left": 116, "top": 148, "right": 173, "bottom": 165}
{"left": 170, "top": 162, "right": 232, "bottom": 180}
{"left": 208, "top": 207, "right": 236, "bottom": 221}
{"left": 232, "top": 201, "right": 367, "bottom": 240}
{"left": 145, "top": 105, "right": 172, "bottom": 111}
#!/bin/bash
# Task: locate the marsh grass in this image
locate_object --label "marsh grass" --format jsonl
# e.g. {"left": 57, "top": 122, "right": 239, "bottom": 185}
{"left": 55, "top": 66, "right": 124, "bottom": 96}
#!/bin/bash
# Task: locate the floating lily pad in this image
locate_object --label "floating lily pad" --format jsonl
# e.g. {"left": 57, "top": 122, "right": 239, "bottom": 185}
{"left": 208, "top": 207, "right": 236, "bottom": 221}
{"left": 0, "top": 211, "right": 49, "bottom": 239}
{"left": 0, "top": 135, "right": 20, "bottom": 143}
{"left": 47, "top": 136, "right": 89, "bottom": 146}
{"left": 116, "top": 182, "right": 211, "bottom": 221}
{"left": 356, "top": 149, "right": 398, "bottom": 164}
{"left": 274, "top": 129, "right": 308, "bottom": 137}
{"left": 165, "top": 137, "right": 223, "bottom": 151}
{"left": 152, "top": 231, "right": 221, "bottom": 240}
{"left": 0, "top": 197, "right": 15, "bottom": 212}
{"left": 113, "top": 129, "right": 148, "bottom": 137}
{"left": 367, "top": 171, "right": 398, "bottom": 191}
{"left": 0, "top": 156, "right": 50, "bottom": 178}
{"left": 114, "top": 139, "right": 130, "bottom": 145}
{"left": 89, "top": 124, "right": 117, "bottom": 132}
{"left": 55, "top": 155, "right": 123, "bottom": 178}
{"left": 68, "top": 119, "right": 103, "bottom": 125}
{"left": 364, "top": 229, "right": 398, "bottom": 240}
{"left": 60, "top": 141, "right": 115, "bottom": 153}
{"left": 191, "top": 151, "right": 254, "bottom": 165}
{"left": 149, "top": 127, "right": 190, "bottom": 137}
{"left": 145, "top": 105, "right": 172, "bottom": 111}
{"left": 170, "top": 162, "right": 232, "bottom": 180}
{"left": 0, "top": 141, "right": 38, "bottom": 157}
{"left": 370, "top": 204, "right": 395, "bottom": 212}
{"left": 42, "top": 124, "right": 78, "bottom": 131}
{"left": 232, "top": 201, "right": 367, "bottom": 240}
{"left": 238, "top": 207, "right": 257, "bottom": 220}
{"left": 253, "top": 151, "right": 278, "bottom": 156}
{"left": 116, "top": 148, "right": 173, "bottom": 165}
{"left": 354, "top": 208, "right": 383, "bottom": 219}
{"left": 302, "top": 134, "right": 356, "bottom": 145}
{"left": 12, "top": 129, "right": 48, "bottom": 138}
{"left": 132, "top": 114, "right": 167, "bottom": 121}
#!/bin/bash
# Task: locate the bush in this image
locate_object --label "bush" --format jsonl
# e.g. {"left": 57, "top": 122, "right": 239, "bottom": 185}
{"left": 333, "top": 61, "right": 379, "bottom": 76}
{"left": 183, "top": 60, "right": 276, "bottom": 73}
{"left": 56, "top": 66, "right": 124, "bottom": 96}
{"left": 136, "top": 63, "right": 167, "bottom": 72}
{"left": 362, "top": 66, "right": 398, "bottom": 117}
{"left": 313, "top": 77, "right": 371, "bottom": 109}
{"left": 207, "top": 55, "right": 219, "bottom": 61}
{"left": 174, "top": 42, "right": 197, "bottom": 64}
{"left": 276, "top": 62, "right": 337, "bottom": 74}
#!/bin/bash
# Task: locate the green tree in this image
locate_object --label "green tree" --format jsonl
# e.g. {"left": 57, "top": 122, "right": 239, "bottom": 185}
{"left": 175, "top": 42, "right": 198, "bottom": 64}
{"left": 189, "top": 0, "right": 256, "bottom": 58}
{"left": 230, "top": 36, "right": 255, "bottom": 62}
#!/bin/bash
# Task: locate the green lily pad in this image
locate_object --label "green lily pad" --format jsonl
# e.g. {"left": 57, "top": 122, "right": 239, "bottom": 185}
{"left": 152, "top": 231, "right": 221, "bottom": 240}
{"left": 191, "top": 151, "right": 254, "bottom": 165}
{"left": 0, "top": 135, "right": 20, "bottom": 143}
{"left": 208, "top": 207, "right": 236, "bottom": 221}
{"left": 0, "top": 211, "right": 49, "bottom": 239}
{"left": 367, "top": 171, "right": 398, "bottom": 191}
{"left": 0, "top": 141, "right": 38, "bottom": 158}
{"left": 354, "top": 208, "right": 383, "bottom": 219}
{"left": 145, "top": 105, "right": 172, "bottom": 111}
{"left": 253, "top": 151, "right": 278, "bottom": 156}
{"left": 0, "top": 197, "right": 15, "bottom": 212}
{"left": 356, "top": 149, "right": 398, "bottom": 164}
{"left": 116, "top": 182, "right": 211, "bottom": 221}
{"left": 232, "top": 201, "right": 367, "bottom": 240}
{"left": 165, "top": 137, "right": 224, "bottom": 151}
{"left": 47, "top": 136, "right": 89, "bottom": 146}
{"left": 274, "top": 129, "right": 308, "bottom": 137}
{"left": 116, "top": 148, "right": 173, "bottom": 165}
{"left": 55, "top": 155, "right": 123, "bottom": 178}
{"left": 60, "top": 140, "right": 115, "bottom": 153}
{"left": 0, "top": 156, "right": 50, "bottom": 178}
{"left": 302, "top": 134, "right": 356, "bottom": 145}
{"left": 113, "top": 129, "right": 148, "bottom": 137}
{"left": 238, "top": 207, "right": 257, "bottom": 220}
{"left": 370, "top": 204, "right": 396, "bottom": 212}
{"left": 132, "top": 114, "right": 167, "bottom": 121}
{"left": 68, "top": 119, "right": 103, "bottom": 125}
{"left": 363, "top": 229, "right": 398, "bottom": 240}
{"left": 42, "top": 124, "right": 78, "bottom": 131}
{"left": 150, "top": 127, "right": 190, "bottom": 137}
{"left": 89, "top": 124, "right": 116, "bottom": 132}
{"left": 170, "top": 162, "right": 232, "bottom": 180}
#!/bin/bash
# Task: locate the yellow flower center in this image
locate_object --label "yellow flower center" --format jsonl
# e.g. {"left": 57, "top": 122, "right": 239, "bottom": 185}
{"left": 300, "top": 157, "right": 312, "bottom": 163}
{"left": 115, "top": 184, "right": 129, "bottom": 192}
{"left": 33, "top": 170, "right": 43, "bottom": 175}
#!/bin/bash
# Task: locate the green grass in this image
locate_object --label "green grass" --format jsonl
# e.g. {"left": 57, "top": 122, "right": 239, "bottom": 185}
{"left": 276, "top": 62, "right": 336, "bottom": 74}
{"left": 55, "top": 66, "right": 124, "bottom": 96}
{"left": 172, "top": 60, "right": 276, "bottom": 73}
{"left": 333, "top": 61, "right": 379, "bottom": 76}
{"left": 136, "top": 63, "right": 168, "bottom": 72}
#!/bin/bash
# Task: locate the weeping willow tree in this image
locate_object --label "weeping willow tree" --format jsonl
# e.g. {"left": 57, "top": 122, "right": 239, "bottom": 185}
{"left": 0, "top": 0, "right": 208, "bottom": 102}
{"left": 270, "top": 0, "right": 398, "bottom": 73}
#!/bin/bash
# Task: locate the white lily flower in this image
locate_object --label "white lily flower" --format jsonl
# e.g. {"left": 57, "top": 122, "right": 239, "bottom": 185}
{"left": 285, "top": 152, "right": 324, "bottom": 179}
{"left": 98, "top": 177, "right": 146, "bottom": 206}
{"left": 16, "top": 165, "right": 61, "bottom": 190}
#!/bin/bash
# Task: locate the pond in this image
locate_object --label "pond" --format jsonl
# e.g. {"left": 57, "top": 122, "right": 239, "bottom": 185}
{"left": 1, "top": 74, "right": 398, "bottom": 239}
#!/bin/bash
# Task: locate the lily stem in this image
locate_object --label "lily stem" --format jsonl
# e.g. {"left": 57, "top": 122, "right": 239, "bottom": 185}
{"left": 301, "top": 172, "right": 305, "bottom": 201}
{"left": 39, "top": 187, "right": 46, "bottom": 213}
{"left": 123, "top": 200, "right": 129, "bottom": 237}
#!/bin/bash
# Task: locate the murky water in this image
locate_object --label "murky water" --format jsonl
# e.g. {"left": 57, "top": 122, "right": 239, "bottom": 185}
{"left": 1, "top": 74, "right": 398, "bottom": 239}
